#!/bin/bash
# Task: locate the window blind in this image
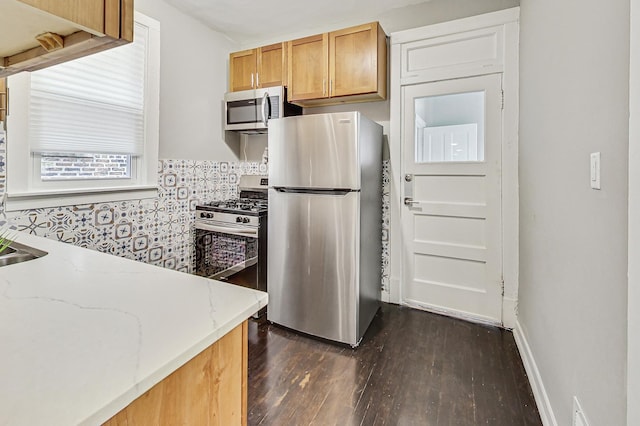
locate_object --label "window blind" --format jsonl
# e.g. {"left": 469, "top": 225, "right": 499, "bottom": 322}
{"left": 29, "top": 22, "right": 148, "bottom": 156}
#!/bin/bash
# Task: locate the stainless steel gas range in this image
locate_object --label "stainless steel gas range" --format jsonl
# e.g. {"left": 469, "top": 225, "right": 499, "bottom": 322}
{"left": 194, "top": 176, "right": 268, "bottom": 295}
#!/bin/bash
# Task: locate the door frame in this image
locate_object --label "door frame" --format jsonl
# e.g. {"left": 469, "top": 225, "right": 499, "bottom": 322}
{"left": 388, "top": 8, "right": 520, "bottom": 327}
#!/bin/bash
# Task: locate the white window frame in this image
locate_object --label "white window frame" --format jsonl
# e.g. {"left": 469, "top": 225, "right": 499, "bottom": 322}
{"left": 5, "top": 12, "right": 160, "bottom": 211}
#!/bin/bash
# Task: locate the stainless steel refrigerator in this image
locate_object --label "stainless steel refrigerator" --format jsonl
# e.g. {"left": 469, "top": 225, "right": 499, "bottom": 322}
{"left": 267, "top": 111, "right": 382, "bottom": 347}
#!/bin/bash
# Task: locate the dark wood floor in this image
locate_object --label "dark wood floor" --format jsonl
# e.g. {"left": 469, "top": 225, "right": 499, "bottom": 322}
{"left": 247, "top": 303, "right": 542, "bottom": 426}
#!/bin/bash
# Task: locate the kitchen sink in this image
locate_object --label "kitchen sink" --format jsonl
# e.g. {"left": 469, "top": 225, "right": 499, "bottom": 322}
{"left": 0, "top": 240, "right": 48, "bottom": 267}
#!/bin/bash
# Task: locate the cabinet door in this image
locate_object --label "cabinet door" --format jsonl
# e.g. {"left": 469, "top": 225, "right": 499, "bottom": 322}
{"left": 1, "top": 0, "right": 133, "bottom": 78}
{"left": 229, "top": 48, "right": 257, "bottom": 92}
{"left": 18, "top": 0, "right": 106, "bottom": 35}
{"left": 0, "top": 78, "right": 6, "bottom": 124}
{"left": 287, "top": 33, "right": 328, "bottom": 101}
{"left": 257, "top": 42, "right": 286, "bottom": 88}
{"left": 330, "top": 22, "right": 384, "bottom": 97}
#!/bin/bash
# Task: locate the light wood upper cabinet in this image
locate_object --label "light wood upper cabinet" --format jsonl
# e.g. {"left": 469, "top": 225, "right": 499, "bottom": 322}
{"left": 287, "top": 34, "right": 328, "bottom": 101}
{"left": 330, "top": 22, "right": 386, "bottom": 99}
{"left": 229, "top": 48, "right": 258, "bottom": 92}
{"left": 229, "top": 42, "right": 287, "bottom": 92}
{"left": 0, "top": 0, "right": 133, "bottom": 78}
{"left": 258, "top": 42, "right": 287, "bottom": 89}
{"left": 227, "top": 22, "right": 387, "bottom": 105}
{"left": 287, "top": 22, "right": 387, "bottom": 106}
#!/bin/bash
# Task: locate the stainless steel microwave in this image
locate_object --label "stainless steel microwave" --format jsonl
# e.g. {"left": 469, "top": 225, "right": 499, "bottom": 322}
{"left": 224, "top": 86, "right": 302, "bottom": 133}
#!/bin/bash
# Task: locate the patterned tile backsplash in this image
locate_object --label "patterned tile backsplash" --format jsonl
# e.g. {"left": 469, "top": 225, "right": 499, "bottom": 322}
{"left": 0, "top": 129, "right": 390, "bottom": 289}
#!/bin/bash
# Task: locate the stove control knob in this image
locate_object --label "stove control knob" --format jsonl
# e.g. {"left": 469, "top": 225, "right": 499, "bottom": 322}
{"left": 243, "top": 217, "right": 250, "bottom": 224}
{"left": 236, "top": 216, "right": 243, "bottom": 223}
{"left": 206, "top": 212, "right": 214, "bottom": 219}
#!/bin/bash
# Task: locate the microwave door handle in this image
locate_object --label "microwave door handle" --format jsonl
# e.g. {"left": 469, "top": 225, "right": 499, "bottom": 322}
{"left": 261, "top": 92, "right": 269, "bottom": 127}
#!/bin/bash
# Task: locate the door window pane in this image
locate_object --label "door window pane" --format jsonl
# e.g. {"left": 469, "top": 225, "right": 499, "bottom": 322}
{"left": 414, "top": 91, "right": 484, "bottom": 163}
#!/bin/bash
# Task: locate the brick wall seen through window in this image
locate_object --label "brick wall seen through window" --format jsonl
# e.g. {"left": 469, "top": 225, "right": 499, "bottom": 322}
{"left": 40, "top": 153, "right": 131, "bottom": 180}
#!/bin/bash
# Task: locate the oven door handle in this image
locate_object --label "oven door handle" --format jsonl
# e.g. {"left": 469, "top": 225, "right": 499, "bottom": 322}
{"left": 195, "top": 222, "right": 259, "bottom": 238}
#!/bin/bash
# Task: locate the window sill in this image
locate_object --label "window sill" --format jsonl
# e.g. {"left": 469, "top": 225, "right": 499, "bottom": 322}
{"left": 4, "top": 185, "right": 159, "bottom": 212}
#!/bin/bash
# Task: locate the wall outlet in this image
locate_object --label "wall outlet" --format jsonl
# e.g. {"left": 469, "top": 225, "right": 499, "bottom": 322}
{"left": 573, "top": 396, "right": 590, "bottom": 426}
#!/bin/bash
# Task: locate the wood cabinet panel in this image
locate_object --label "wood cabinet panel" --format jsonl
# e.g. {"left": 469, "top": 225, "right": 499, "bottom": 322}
{"left": 229, "top": 49, "right": 257, "bottom": 92}
{"left": 1, "top": 0, "right": 133, "bottom": 78}
{"left": 287, "top": 34, "right": 328, "bottom": 101}
{"left": 229, "top": 43, "right": 287, "bottom": 92}
{"left": 330, "top": 22, "right": 382, "bottom": 97}
{"left": 103, "top": 321, "right": 248, "bottom": 426}
{"left": 18, "top": 0, "right": 105, "bottom": 35}
{"left": 0, "top": 78, "right": 6, "bottom": 124}
{"left": 227, "top": 22, "right": 387, "bottom": 106}
{"left": 258, "top": 42, "right": 286, "bottom": 88}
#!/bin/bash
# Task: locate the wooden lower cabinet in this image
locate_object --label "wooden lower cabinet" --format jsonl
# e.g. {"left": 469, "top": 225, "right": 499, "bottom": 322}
{"left": 103, "top": 321, "right": 248, "bottom": 426}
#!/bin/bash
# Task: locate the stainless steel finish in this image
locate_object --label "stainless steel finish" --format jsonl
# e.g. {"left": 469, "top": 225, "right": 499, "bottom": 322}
{"left": 194, "top": 173, "right": 268, "bottom": 297}
{"left": 194, "top": 221, "right": 259, "bottom": 238}
{"left": 404, "top": 197, "right": 418, "bottom": 206}
{"left": 323, "top": 79, "right": 326, "bottom": 96}
{"left": 261, "top": 91, "right": 269, "bottom": 127}
{"left": 238, "top": 174, "right": 269, "bottom": 192}
{"left": 224, "top": 86, "right": 302, "bottom": 133}
{"left": 268, "top": 112, "right": 361, "bottom": 190}
{"left": 267, "top": 112, "right": 383, "bottom": 347}
{"left": 209, "top": 256, "right": 258, "bottom": 280}
{"left": 405, "top": 174, "right": 413, "bottom": 182}
{"left": 251, "top": 73, "right": 254, "bottom": 88}
{"left": 0, "top": 240, "right": 48, "bottom": 267}
{"left": 196, "top": 210, "right": 261, "bottom": 226}
{"left": 268, "top": 188, "right": 360, "bottom": 344}
{"left": 256, "top": 73, "right": 260, "bottom": 87}
{"left": 224, "top": 86, "right": 281, "bottom": 132}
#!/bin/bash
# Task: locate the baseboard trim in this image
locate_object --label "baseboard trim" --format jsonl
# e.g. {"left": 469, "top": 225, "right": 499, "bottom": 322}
{"left": 402, "top": 299, "right": 501, "bottom": 327}
{"left": 513, "top": 320, "right": 558, "bottom": 426}
{"left": 502, "top": 296, "right": 518, "bottom": 329}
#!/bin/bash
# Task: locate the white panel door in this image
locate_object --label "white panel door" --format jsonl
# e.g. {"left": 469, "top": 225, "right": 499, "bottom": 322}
{"left": 401, "top": 73, "right": 503, "bottom": 324}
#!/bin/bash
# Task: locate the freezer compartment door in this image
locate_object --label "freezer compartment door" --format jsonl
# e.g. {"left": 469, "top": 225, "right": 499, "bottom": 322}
{"left": 268, "top": 112, "right": 360, "bottom": 190}
{"left": 267, "top": 188, "right": 360, "bottom": 345}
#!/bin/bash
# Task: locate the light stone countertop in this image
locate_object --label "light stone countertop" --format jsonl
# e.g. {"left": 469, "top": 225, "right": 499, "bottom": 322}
{"left": 0, "top": 232, "right": 268, "bottom": 425}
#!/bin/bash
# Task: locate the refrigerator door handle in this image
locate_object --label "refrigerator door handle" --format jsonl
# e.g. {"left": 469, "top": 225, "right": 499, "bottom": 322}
{"left": 272, "top": 187, "right": 356, "bottom": 196}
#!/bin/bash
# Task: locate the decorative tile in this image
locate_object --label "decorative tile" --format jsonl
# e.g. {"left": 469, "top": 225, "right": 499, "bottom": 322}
{"left": 0, "top": 157, "right": 388, "bottom": 291}
{"left": 149, "top": 246, "right": 163, "bottom": 262}
{"left": 115, "top": 222, "right": 133, "bottom": 239}
{"left": 95, "top": 206, "right": 115, "bottom": 226}
{"left": 133, "top": 235, "right": 149, "bottom": 252}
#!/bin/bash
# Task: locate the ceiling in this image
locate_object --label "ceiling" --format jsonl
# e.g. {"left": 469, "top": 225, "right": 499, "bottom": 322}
{"left": 164, "top": 0, "right": 433, "bottom": 46}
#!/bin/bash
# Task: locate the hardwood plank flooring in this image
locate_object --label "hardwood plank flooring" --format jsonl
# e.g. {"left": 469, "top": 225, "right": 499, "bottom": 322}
{"left": 247, "top": 303, "right": 541, "bottom": 426}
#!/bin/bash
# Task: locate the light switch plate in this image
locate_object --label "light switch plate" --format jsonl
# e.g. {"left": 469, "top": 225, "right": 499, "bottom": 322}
{"left": 590, "top": 152, "right": 601, "bottom": 190}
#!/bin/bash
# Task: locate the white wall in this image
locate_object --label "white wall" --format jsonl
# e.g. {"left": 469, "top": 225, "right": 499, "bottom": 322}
{"left": 518, "top": 0, "right": 628, "bottom": 425}
{"left": 629, "top": 0, "right": 640, "bottom": 423}
{"left": 135, "top": 0, "right": 240, "bottom": 161}
{"left": 238, "top": 0, "right": 519, "bottom": 50}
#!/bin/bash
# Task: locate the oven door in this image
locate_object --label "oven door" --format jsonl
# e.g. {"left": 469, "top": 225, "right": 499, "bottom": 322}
{"left": 194, "top": 221, "right": 266, "bottom": 292}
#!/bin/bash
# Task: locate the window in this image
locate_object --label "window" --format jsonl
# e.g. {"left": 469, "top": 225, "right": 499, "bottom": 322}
{"left": 5, "top": 12, "right": 160, "bottom": 211}
{"left": 413, "top": 91, "right": 485, "bottom": 163}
